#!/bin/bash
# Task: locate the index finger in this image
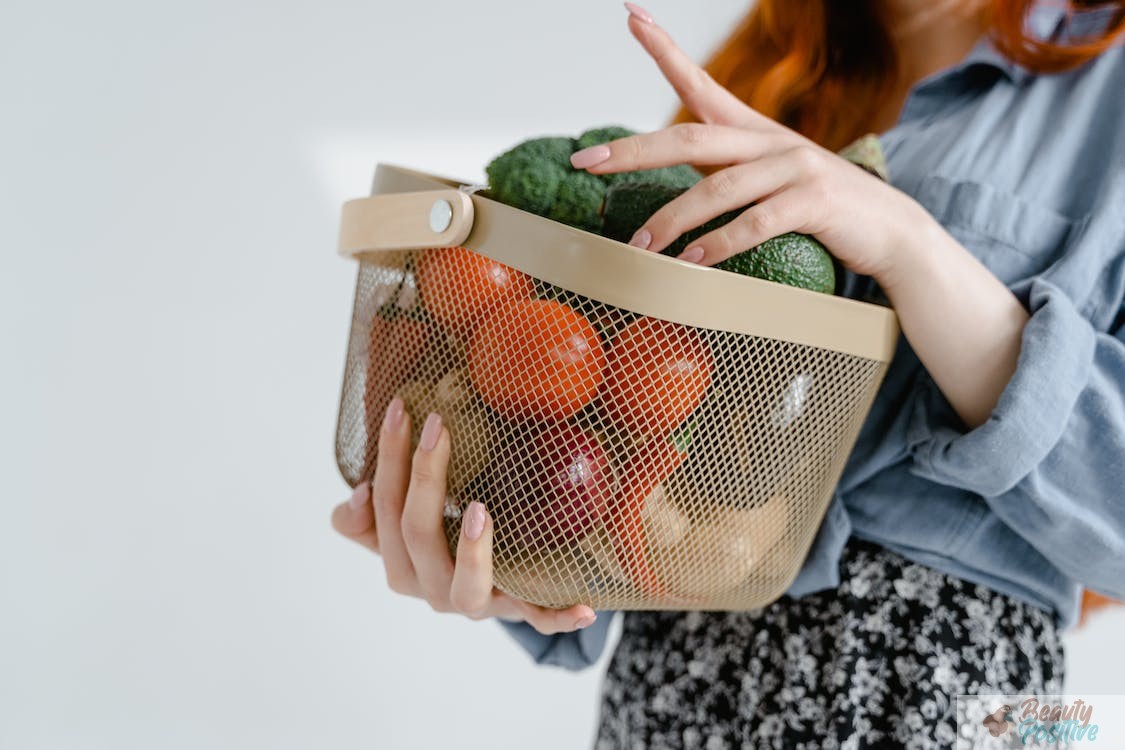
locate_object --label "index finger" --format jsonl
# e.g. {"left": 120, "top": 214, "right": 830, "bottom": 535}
{"left": 626, "top": 10, "right": 764, "bottom": 130}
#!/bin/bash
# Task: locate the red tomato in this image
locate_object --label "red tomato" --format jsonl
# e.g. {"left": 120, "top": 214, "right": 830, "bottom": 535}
{"left": 468, "top": 298, "right": 606, "bottom": 422}
{"left": 602, "top": 316, "right": 713, "bottom": 436}
{"left": 415, "top": 246, "right": 534, "bottom": 338}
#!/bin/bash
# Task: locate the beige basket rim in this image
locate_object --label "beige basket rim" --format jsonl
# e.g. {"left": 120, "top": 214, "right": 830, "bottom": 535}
{"left": 341, "top": 163, "right": 900, "bottom": 362}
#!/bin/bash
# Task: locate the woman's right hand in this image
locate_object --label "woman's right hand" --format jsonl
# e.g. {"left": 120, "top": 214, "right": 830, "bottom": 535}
{"left": 331, "top": 397, "right": 599, "bottom": 635}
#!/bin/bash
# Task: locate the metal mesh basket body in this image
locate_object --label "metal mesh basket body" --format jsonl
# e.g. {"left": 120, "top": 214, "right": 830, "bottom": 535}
{"left": 335, "top": 165, "right": 899, "bottom": 611}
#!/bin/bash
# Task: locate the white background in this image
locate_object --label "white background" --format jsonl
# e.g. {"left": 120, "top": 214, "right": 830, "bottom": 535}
{"left": 1, "top": 1, "right": 1121, "bottom": 748}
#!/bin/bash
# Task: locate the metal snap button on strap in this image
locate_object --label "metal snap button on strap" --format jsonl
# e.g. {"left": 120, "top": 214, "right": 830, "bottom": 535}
{"left": 337, "top": 189, "right": 474, "bottom": 257}
{"left": 429, "top": 199, "right": 453, "bottom": 234}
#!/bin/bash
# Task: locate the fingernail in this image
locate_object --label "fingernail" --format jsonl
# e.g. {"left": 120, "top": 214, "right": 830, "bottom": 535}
{"left": 570, "top": 145, "right": 611, "bottom": 169}
{"left": 575, "top": 613, "right": 597, "bottom": 629}
{"left": 463, "top": 501, "right": 486, "bottom": 541}
{"left": 383, "top": 397, "right": 404, "bottom": 433}
{"left": 629, "top": 228, "right": 652, "bottom": 250}
{"left": 348, "top": 482, "right": 370, "bottom": 510}
{"left": 678, "top": 245, "right": 705, "bottom": 263}
{"left": 624, "top": 2, "right": 654, "bottom": 23}
{"left": 420, "top": 412, "right": 442, "bottom": 451}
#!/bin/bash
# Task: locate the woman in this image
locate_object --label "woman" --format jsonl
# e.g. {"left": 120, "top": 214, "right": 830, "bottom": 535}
{"left": 332, "top": 1, "right": 1125, "bottom": 746}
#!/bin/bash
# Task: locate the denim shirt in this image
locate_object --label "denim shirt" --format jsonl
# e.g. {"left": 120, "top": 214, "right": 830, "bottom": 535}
{"left": 499, "top": 6, "right": 1125, "bottom": 670}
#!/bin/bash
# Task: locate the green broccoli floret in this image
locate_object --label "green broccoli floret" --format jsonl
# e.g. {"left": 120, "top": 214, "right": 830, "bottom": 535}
{"left": 549, "top": 170, "right": 607, "bottom": 232}
{"left": 575, "top": 125, "right": 636, "bottom": 151}
{"left": 579, "top": 125, "right": 703, "bottom": 190}
{"left": 484, "top": 136, "right": 575, "bottom": 215}
{"left": 605, "top": 163, "right": 703, "bottom": 190}
{"left": 485, "top": 126, "right": 702, "bottom": 232}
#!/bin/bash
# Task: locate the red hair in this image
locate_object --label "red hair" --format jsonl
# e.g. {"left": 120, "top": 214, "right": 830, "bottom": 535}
{"left": 676, "top": 0, "right": 1125, "bottom": 151}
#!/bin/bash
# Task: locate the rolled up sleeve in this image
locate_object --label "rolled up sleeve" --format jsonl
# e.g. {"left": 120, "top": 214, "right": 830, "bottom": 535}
{"left": 906, "top": 275, "right": 1125, "bottom": 598}
{"left": 496, "top": 610, "right": 616, "bottom": 671}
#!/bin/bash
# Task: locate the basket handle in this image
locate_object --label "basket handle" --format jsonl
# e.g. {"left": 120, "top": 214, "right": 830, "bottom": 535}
{"left": 338, "top": 189, "right": 474, "bottom": 258}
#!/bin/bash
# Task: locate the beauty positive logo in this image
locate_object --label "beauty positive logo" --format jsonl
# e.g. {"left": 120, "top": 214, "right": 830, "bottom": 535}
{"left": 1012, "top": 698, "right": 1099, "bottom": 744}
{"left": 957, "top": 694, "right": 1120, "bottom": 748}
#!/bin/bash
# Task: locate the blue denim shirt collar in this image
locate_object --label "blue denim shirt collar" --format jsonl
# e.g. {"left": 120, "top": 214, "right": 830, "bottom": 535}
{"left": 958, "top": 4, "right": 1066, "bottom": 85}
{"left": 958, "top": 4, "right": 1121, "bottom": 85}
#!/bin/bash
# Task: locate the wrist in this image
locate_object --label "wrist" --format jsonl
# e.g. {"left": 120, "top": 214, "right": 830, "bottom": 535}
{"left": 873, "top": 200, "right": 948, "bottom": 296}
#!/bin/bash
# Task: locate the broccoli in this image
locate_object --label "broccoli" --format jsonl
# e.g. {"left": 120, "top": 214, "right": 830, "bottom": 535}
{"left": 548, "top": 169, "right": 607, "bottom": 232}
{"left": 484, "top": 136, "right": 574, "bottom": 215}
{"left": 575, "top": 125, "right": 636, "bottom": 151}
{"left": 484, "top": 126, "right": 703, "bottom": 233}
{"left": 579, "top": 125, "right": 703, "bottom": 190}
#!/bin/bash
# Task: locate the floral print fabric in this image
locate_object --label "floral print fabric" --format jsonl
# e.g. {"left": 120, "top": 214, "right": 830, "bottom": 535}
{"left": 594, "top": 539, "right": 1063, "bottom": 749}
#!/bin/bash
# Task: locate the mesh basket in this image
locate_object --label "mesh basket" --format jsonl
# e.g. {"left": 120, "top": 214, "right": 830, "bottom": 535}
{"left": 335, "top": 164, "right": 899, "bottom": 611}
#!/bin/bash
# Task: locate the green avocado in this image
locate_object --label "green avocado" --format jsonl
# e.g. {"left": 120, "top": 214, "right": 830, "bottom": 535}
{"left": 601, "top": 182, "right": 836, "bottom": 295}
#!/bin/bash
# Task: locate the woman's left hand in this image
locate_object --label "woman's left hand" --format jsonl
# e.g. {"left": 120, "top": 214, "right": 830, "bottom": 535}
{"left": 570, "top": 6, "right": 933, "bottom": 283}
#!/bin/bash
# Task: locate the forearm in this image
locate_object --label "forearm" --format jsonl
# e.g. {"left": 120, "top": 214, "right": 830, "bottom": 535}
{"left": 877, "top": 208, "right": 1030, "bottom": 429}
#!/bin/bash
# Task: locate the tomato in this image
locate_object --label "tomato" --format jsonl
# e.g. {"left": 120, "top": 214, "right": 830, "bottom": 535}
{"left": 415, "top": 246, "right": 535, "bottom": 338}
{"left": 468, "top": 298, "right": 606, "bottom": 422}
{"left": 602, "top": 316, "right": 713, "bottom": 436}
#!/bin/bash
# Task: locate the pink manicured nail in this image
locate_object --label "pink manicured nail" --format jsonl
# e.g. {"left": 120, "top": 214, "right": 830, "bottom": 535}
{"left": 629, "top": 228, "right": 652, "bottom": 249}
{"left": 624, "top": 2, "right": 654, "bottom": 23}
{"left": 383, "top": 397, "right": 404, "bottom": 433}
{"left": 575, "top": 613, "right": 597, "bottom": 629}
{"left": 420, "top": 412, "right": 443, "bottom": 451}
{"left": 678, "top": 245, "right": 705, "bottom": 263}
{"left": 463, "top": 501, "right": 486, "bottom": 541}
{"left": 570, "top": 145, "right": 611, "bottom": 169}
{"left": 348, "top": 482, "right": 370, "bottom": 510}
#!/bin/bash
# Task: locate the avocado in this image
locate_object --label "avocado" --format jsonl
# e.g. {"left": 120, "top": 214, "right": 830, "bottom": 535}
{"left": 601, "top": 182, "right": 836, "bottom": 294}
{"left": 715, "top": 234, "right": 836, "bottom": 294}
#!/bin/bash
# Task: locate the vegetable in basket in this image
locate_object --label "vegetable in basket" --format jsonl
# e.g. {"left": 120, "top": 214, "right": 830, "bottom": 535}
{"left": 601, "top": 315, "right": 713, "bottom": 437}
{"left": 415, "top": 245, "right": 534, "bottom": 340}
{"left": 362, "top": 276, "right": 430, "bottom": 477}
{"left": 471, "top": 422, "right": 616, "bottom": 550}
{"left": 650, "top": 495, "right": 788, "bottom": 599}
{"left": 601, "top": 182, "right": 837, "bottom": 294}
{"left": 576, "top": 485, "right": 690, "bottom": 592}
{"left": 640, "top": 483, "right": 691, "bottom": 549}
{"left": 394, "top": 369, "right": 497, "bottom": 496}
{"left": 604, "top": 422, "right": 694, "bottom": 597}
{"left": 467, "top": 298, "right": 606, "bottom": 422}
{"left": 676, "top": 376, "right": 805, "bottom": 509}
{"left": 485, "top": 126, "right": 702, "bottom": 232}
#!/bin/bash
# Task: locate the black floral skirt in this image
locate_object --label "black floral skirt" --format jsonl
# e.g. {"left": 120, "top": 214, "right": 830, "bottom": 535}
{"left": 594, "top": 538, "right": 1064, "bottom": 750}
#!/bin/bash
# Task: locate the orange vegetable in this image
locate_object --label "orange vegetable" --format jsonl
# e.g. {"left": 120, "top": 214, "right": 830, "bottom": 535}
{"left": 415, "top": 246, "right": 534, "bottom": 339}
{"left": 468, "top": 298, "right": 606, "bottom": 422}
{"left": 602, "top": 316, "right": 713, "bottom": 436}
{"left": 607, "top": 430, "right": 689, "bottom": 597}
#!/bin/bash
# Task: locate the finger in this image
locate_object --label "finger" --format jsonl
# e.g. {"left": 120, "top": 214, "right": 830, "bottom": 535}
{"left": 636, "top": 155, "right": 799, "bottom": 254}
{"left": 400, "top": 413, "right": 456, "bottom": 609}
{"left": 372, "top": 396, "right": 421, "bottom": 596}
{"left": 331, "top": 482, "right": 380, "bottom": 554}
{"left": 674, "top": 189, "right": 807, "bottom": 267}
{"left": 574, "top": 123, "right": 786, "bottom": 176}
{"left": 512, "top": 598, "right": 599, "bottom": 636}
{"left": 626, "top": 12, "right": 764, "bottom": 129}
{"left": 449, "top": 501, "right": 496, "bottom": 618}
